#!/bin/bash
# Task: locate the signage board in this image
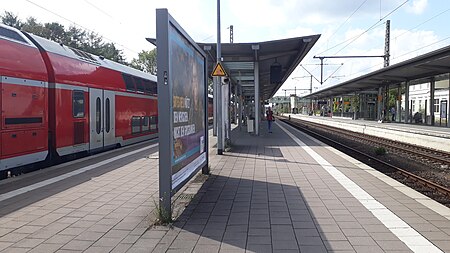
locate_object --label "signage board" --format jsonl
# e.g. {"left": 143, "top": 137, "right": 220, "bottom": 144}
{"left": 156, "top": 9, "right": 208, "bottom": 213}
{"left": 211, "top": 62, "right": 228, "bottom": 77}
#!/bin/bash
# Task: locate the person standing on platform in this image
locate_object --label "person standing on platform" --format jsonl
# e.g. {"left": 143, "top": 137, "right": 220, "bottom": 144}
{"left": 266, "top": 107, "right": 274, "bottom": 133}
{"left": 390, "top": 107, "right": 396, "bottom": 121}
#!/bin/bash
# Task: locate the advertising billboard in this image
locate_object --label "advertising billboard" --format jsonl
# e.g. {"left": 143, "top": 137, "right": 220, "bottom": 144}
{"left": 156, "top": 9, "right": 208, "bottom": 212}
{"left": 169, "top": 24, "right": 207, "bottom": 188}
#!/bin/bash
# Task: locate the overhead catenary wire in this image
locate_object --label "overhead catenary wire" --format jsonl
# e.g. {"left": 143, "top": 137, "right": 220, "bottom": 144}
{"left": 25, "top": 0, "right": 141, "bottom": 56}
{"left": 332, "top": 0, "right": 409, "bottom": 56}
{"left": 346, "top": 5, "right": 449, "bottom": 78}
{"left": 314, "top": 0, "right": 369, "bottom": 56}
{"left": 83, "top": 0, "right": 118, "bottom": 22}
{"left": 317, "top": 0, "right": 408, "bottom": 57}
{"left": 393, "top": 35, "right": 450, "bottom": 60}
{"left": 394, "top": 7, "right": 450, "bottom": 40}
{"left": 325, "top": 0, "right": 369, "bottom": 47}
{"left": 346, "top": 34, "right": 450, "bottom": 78}
{"left": 315, "top": 0, "right": 409, "bottom": 86}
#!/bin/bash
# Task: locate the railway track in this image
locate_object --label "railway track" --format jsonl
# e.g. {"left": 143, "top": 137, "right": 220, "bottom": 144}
{"left": 282, "top": 116, "right": 450, "bottom": 168}
{"left": 278, "top": 116, "right": 450, "bottom": 206}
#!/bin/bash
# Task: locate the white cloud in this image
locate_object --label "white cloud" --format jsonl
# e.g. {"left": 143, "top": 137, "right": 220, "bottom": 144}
{"left": 390, "top": 28, "right": 440, "bottom": 62}
{"left": 406, "top": 0, "right": 428, "bottom": 14}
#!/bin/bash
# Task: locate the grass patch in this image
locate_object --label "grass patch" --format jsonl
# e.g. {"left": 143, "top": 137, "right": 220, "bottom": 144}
{"left": 374, "top": 146, "right": 386, "bottom": 156}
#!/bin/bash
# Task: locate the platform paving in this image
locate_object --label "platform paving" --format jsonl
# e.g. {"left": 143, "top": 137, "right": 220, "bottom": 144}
{"left": 129, "top": 121, "right": 449, "bottom": 253}
{"left": 0, "top": 120, "right": 449, "bottom": 252}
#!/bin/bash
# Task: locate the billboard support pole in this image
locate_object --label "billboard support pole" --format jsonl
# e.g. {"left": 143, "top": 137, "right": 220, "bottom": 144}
{"left": 156, "top": 9, "right": 172, "bottom": 218}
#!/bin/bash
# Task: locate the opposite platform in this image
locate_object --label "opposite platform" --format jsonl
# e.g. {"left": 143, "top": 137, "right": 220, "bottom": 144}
{"left": 286, "top": 113, "right": 450, "bottom": 153}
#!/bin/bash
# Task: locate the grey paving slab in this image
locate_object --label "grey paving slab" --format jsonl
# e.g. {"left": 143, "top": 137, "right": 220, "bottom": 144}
{"left": 28, "top": 243, "right": 63, "bottom": 253}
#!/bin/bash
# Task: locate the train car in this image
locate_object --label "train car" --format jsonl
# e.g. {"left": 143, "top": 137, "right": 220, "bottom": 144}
{"left": 0, "top": 24, "right": 49, "bottom": 176}
{"left": 0, "top": 24, "right": 157, "bottom": 178}
{"left": 208, "top": 94, "right": 213, "bottom": 124}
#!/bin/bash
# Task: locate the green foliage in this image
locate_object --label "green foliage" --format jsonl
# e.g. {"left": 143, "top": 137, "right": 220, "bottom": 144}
{"left": 154, "top": 203, "right": 172, "bottom": 224}
{"left": 1, "top": 11, "right": 126, "bottom": 64}
{"left": 374, "top": 146, "right": 386, "bottom": 155}
{"left": 1, "top": 11, "right": 22, "bottom": 28}
{"left": 130, "top": 49, "right": 157, "bottom": 74}
{"left": 388, "top": 88, "right": 399, "bottom": 109}
{"left": 350, "top": 95, "right": 360, "bottom": 112}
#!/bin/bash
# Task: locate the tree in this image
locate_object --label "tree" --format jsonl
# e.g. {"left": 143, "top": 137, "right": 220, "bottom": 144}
{"left": 1, "top": 11, "right": 22, "bottom": 29}
{"left": 98, "top": 42, "right": 127, "bottom": 64}
{"left": 64, "top": 26, "right": 86, "bottom": 49}
{"left": 21, "top": 17, "right": 45, "bottom": 36}
{"left": 130, "top": 49, "right": 157, "bottom": 74}
{"left": 1, "top": 12, "right": 126, "bottom": 64}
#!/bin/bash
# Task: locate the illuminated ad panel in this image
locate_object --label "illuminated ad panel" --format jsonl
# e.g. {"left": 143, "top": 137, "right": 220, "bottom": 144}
{"left": 156, "top": 8, "right": 208, "bottom": 202}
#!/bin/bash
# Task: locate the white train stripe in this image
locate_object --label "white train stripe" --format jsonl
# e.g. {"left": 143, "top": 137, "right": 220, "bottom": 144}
{"left": 1, "top": 76, "right": 47, "bottom": 88}
{"left": 0, "top": 151, "right": 48, "bottom": 171}
{"left": 278, "top": 122, "right": 443, "bottom": 253}
{"left": 115, "top": 91, "right": 157, "bottom": 100}
{"left": 0, "top": 143, "right": 158, "bottom": 202}
{"left": 54, "top": 83, "right": 88, "bottom": 91}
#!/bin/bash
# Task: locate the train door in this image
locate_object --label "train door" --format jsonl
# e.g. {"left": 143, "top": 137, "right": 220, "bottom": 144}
{"left": 103, "top": 90, "right": 115, "bottom": 147}
{"left": 89, "top": 88, "right": 115, "bottom": 151}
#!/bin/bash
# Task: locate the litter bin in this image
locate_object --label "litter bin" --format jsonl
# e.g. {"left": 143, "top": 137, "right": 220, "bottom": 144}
{"left": 247, "top": 117, "right": 254, "bottom": 133}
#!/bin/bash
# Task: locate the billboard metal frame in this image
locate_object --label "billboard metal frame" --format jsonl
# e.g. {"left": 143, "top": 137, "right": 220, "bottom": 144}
{"left": 156, "top": 8, "right": 209, "bottom": 215}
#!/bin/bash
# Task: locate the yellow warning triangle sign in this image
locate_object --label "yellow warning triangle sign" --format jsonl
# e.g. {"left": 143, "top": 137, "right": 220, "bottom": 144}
{"left": 211, "top": 62, "right": 228, "bottom": 77}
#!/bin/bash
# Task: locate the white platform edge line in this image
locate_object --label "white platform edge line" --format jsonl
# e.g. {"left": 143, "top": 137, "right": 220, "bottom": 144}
{"left": 0, "top": 143, "right": 158, "bottom": 202}
{"left": 325, "top": 146, "right": 450, "bottom": 220}
{"left": 294, "top": 120, "right": 450, "bottom": 221}
{"left": 277, "top": 122, "right": 443, "bottom": 253}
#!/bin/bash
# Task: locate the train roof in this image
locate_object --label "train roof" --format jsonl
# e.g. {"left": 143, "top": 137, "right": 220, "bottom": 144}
{"left": 24, "top": 32, "right": 156, "bottom": 82}
{"left": 0, "top": 24, "right": 37, "bottom": 48}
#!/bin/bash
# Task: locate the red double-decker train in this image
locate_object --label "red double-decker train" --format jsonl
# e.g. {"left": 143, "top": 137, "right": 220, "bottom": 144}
{"left": 0, "top": 24, "right": 160, "bottom": 179}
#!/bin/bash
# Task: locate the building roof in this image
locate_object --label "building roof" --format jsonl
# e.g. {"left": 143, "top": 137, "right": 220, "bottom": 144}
{"left": 148, "top": 34, "right": 321, "bottom": 100}
{"left": 198, "top": 35, "right": 320, "bottom": 100}
{"left": 303, "top": 45, "right": 450, "bottom": 99}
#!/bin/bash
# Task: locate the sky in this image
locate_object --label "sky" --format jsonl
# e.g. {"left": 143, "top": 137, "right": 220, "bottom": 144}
{"left": 2, "top": 0, "right": 450, "bottom": 96}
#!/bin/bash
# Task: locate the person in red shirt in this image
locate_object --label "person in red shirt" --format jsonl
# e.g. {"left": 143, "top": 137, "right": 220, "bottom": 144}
{"left": 266, "top": 107, "right": 274, "bottom": 133}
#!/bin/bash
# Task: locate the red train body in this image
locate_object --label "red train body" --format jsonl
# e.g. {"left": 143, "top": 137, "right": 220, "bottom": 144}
{"left": 0, "top": 24, "right": 159, "bottom": 177}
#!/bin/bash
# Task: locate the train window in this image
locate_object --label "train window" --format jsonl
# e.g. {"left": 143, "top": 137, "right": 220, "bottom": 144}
{"left": 0, "top": 27, "right": 28, "bottom": 44}
{"left": 123, "top": 74, "right": 136, "bottom": 92}
{"left": 105, "top": 98, "right": 110, "bottom": 133}
{"left": 150, "top": 116, "right": 158, "bottom": 131}
{"left": 150, "top": 81, "right": 158, "bottom": 95}
{"left": 142, "top": 116, "right": 150, "bottom": 132}
{"left": 134, "top": 77, "right": 145, "bottom": 93}
{"left": 143, "top": 80, "right": 150, "bottom": 94}
{"left": 144, "top": 80, "right": 157, "bottom": 95}
{"left": 72, "top": 90, "right": 85, "bottom": 118}
{"left": 131, "top": 116, "right": 141, "bottom": 134}
{"left": 96, "top": 97, "right": 101, "bottom": 134}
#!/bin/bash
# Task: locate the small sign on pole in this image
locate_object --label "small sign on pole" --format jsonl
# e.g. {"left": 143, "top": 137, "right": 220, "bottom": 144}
{"left": 211, "top": 62, "right": 228, "bottom": 77}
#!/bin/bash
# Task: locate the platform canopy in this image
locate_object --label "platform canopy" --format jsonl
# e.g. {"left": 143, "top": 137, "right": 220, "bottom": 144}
{"left": 198, "top": 35, "right": 320, "bottom": 100}
{"left": 148, "top": 34, "right": 320, "bottom": 100}
{"left": 303, "top": 45, "right": 450, "bottom": 99}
